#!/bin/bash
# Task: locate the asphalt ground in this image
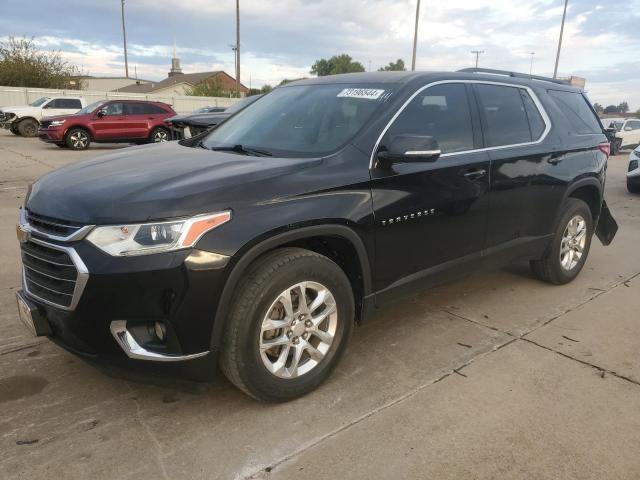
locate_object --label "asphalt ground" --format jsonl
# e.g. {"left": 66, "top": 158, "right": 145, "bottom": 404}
{"left": 1, "top": 129, "right": 639, "bottom": 479}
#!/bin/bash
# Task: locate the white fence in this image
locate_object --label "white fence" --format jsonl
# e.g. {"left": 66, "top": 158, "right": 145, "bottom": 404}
{"left": 0, "top": 86, "right": 239, "bottom": 114}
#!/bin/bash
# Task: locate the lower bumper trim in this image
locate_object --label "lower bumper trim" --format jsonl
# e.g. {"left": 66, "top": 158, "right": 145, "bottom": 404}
{"left": 109, "top": 320, "right": 209, "bottom": 362}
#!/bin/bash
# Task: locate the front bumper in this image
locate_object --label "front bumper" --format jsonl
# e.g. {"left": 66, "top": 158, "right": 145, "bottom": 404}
{"left": 18, "top": 230, "right": 231, "bottom": 379}
{"left": 37, "top": 127, "right": 65, "bottom": 143}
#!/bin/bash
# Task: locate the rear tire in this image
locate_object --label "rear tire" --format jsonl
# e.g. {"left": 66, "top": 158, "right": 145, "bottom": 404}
{"left": 220, "top": 248, "right": 354, "bottom": 402}
{"left": 65, "top": 127, "right": 91, "bottom": 150}
{"left": 149, "top": 127, "right": 170, "bottom": 143}
{"left": 530, "top": 198, "right": 593, "bottom": 285}
{"left": 628, "top": 179, "right": 640, "bottom": 194}
{"left": 17, "top": 118, "right": 39, "bottom": 137}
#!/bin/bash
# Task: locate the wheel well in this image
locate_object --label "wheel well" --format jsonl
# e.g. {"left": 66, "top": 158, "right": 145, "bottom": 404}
{"left": 17, "top": 116, "right": 39, "bottom": 125}
{"left": 278, "top": 236, "right": 366, "bottom": 323}
{"left": 569, "top": 185, "right": 601, "bottom": 223}
{"left": 64, "top": 125, "right": 92, "bottom": 140}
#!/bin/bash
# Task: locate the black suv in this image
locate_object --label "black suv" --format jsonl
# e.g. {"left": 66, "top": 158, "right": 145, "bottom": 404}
{"left": 16, "top": 69, "right": 617, "bottom": 401}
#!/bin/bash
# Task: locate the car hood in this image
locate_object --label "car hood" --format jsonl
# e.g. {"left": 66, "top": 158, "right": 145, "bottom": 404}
{"left": 40, "top": 113, "right": 88, "bottom": 123}
{"left": 27, "top": 142, "right": 321, "bottom": 224}
{"left": 0, "top": 105, "right": 39, "bottom": 115}
{"left": 181, "top": 113, "right": 230, "bottom": 127}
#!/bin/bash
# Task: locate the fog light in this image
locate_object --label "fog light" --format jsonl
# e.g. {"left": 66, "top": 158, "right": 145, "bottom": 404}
{"left": 154, "top": 321, "right": 167, "bottom": 342}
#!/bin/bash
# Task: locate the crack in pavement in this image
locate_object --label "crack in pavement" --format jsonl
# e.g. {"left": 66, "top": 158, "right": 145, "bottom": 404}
{"left": 243, "top": 336, "right": 518, "bottom": 480}
{"left": 249, "top": 270, "right": 640, "bottom": 478}
{"left": 0, "top": 145, "right": 57, "bottom": 168}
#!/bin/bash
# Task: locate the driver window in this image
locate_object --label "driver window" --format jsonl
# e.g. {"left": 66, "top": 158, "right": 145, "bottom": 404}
{"left": 103, "top": 103, "right": 124, "bottom": 115}
{"left": 383, "top": 83, "right": 474, "bottom": 154}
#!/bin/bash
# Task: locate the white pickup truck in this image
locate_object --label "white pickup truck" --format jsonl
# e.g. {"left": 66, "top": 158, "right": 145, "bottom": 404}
{"left": 0, "top": 96, "right": 86, "bottom": 137}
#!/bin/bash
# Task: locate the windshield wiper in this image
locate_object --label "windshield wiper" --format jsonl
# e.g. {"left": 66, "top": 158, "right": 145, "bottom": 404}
{"left": 209, "top": 144, "right": 273, "bottom": 157}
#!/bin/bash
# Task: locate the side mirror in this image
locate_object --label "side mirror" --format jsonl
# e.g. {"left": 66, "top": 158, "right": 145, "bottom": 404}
{"left": 96, "top": 109, "right": 106, "bottom": 118}
{"left": 377, "top": 135, "right": 441, "bottom": 167}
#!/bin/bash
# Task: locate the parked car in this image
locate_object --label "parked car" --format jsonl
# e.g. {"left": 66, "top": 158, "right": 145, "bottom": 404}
{"left": 16, "top": 69, "right": 617, "bottom": 402}
{"left": 37, "top": 99, "right": 176, "bottom": 150}
{"left": 192, "top": 106, "right": 227, "bottom": 114}
{"left": 601, "top": 117, "right": 640, "bottom": 154}
{"left": 628, "top": 146, "right": 640, "bottom": 193}
{"left": 0, "top": 96, "right": 86, "bottom": 137}
{"left": 166, "top": 95, "right": 261, "bottom": 139}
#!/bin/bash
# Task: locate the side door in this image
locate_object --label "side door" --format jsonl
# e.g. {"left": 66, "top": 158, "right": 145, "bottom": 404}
{"left": 123, "top": 102, "right": 153, "bottom": 138}
{"left": 91, "top": 102, "right": 126, "bottom": 139}
{"left": 474, "top": 83, "right": 558, "bottom": 255}
{"left": 41, "top": 99, "right": 68, "bottom": 118}
{"left": 622, "top": 120, "right": 640, "bottom": 147}
{"left": 370, "top": 82, "right": 490, "bottom": 295}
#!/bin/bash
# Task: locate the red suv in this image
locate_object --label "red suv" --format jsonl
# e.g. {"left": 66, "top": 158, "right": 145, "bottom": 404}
{"left": 38, "top": 100, "right": 176, "bottom": 150}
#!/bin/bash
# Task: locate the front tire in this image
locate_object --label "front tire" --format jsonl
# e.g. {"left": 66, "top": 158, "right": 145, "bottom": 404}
{"left": 530, "top": 198, "right": 593, "bottom": 285}
{"left": 628, "top": 178, "right": 640, "bottom": 194}
{"left": 220, "top": 248, "right": 354, "bottom": 402}
{"left": 17, "top": 118, "right": 39, "bottom": 137}
{"left": 65, "top": 128, "right": 91, "bottom": 150}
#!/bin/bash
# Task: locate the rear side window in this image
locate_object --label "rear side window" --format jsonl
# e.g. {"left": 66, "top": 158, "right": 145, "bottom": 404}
{"left": 475, "top": 84, "right": 534, "bottom": 147}
{"left": 385, "top": 83, "right": 475, "bottom": 154}
{"left": 547, "top": 90, "right": 602, "bottom": 134}
{"left": 520, "top": 91, "right": 546, "bottom": 140}
{"left": 126, "top": 103, "right": 167, "bottom": 115}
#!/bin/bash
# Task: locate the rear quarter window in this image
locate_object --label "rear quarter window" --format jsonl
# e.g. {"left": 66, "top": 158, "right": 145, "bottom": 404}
{"left": 547, "top": 90, "right": 602, "bottom": 135}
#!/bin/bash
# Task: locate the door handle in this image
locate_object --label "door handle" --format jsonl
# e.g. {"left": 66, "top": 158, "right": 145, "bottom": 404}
{"left": 463, "top": 168, "right": 487, "bottom": 179}
{"left": 547, "top": 157, "right": 563, "bottom": 165}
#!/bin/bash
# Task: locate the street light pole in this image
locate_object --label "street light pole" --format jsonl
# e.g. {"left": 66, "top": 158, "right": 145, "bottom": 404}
{"left": 235, "top": 0, "right": 241, "bottom": 97}
{"left": 121, "top": 0, "right": 129, "bottom": 78}
{"left": 471, "top": 50, "right": 484, "bottom": 68}
{"left": 529, "top": 52, "right": 536, "bottom": 75}
{"left": 411, "top": 0, "right": 421, "bottom": 71}
{"left": 553, "top": 0, "right": 569, "bottom": 78}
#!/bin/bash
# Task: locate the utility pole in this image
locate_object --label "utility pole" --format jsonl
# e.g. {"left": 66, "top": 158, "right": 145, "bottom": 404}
{"left": 529, "top": 52, "right": 536, "bottom": 75}
{"left": 120, "top": 0, "right": 129, "bottom": 78}
{"left": 235, "top": 0, "right": 241, "bottom": 97}
{"left": 471, "top": 50, "right": 484, "bottom": 68}
{"left": 553, "top": 0, "right": 569, "bottom": 78}
{"left": 411, "top": 0, "right": 421, "bottom": 71}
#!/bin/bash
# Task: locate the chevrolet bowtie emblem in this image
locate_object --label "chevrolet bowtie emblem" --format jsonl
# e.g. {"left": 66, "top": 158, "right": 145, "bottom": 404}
{"left": 16, "top": 224, "right": 30, "bottom": 244}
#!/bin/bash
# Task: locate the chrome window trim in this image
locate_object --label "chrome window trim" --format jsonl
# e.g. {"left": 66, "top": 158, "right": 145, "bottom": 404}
{"left": 19, "top": 207, "right": 95, "bottom": 242}
{"left": 22, "top": 237, "right": 89, "bottom": 311}
{"left": 369, "top": 79, "right": 552, "bottom": 168}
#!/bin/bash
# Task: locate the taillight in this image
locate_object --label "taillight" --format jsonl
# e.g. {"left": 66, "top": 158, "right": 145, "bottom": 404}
{"left": 598, "top": 142, "right": 610, "bottom": 159}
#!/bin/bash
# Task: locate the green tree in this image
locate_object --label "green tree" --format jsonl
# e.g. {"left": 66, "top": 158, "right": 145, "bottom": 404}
{"left": 378, "top": 59, "right": 406, "bottom": 71}
{"left": 618, "top": 101, "right": 630, "bottom": 113}
{"left": 0, "top": 36, "right": 83, "bottom": 89}
{"left": 603, "top": 105, "right": 619, "bottom": 114}
{"left": 187, "top": 78, "right": 227, "bottom": 97}
{"left": 593, "top": 103, "right": 604, "bottom": 114}
{"left": 310, "top": 54, "right": 365, "bottom": 76}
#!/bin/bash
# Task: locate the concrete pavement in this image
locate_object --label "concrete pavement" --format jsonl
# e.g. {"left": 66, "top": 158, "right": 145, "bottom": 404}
{"left": 0, "top": 130, "right": 638, "bottom": 479}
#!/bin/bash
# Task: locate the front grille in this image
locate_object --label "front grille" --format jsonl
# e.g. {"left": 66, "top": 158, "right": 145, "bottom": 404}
{"left": 27, "top": 210, "right": 84, "bottom": 239}
{"left": 39, "top": 120, "right": 52, "bottom": 129}
{"left": 21, "top": 240, "right": 79, "bottom": 309}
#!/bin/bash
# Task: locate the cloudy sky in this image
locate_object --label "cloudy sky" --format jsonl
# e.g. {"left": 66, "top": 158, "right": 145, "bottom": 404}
{"left": 1, "top": 0, "right": 639, "bottom": 108}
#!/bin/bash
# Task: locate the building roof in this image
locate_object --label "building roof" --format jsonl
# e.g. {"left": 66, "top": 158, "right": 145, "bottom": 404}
{"left": 115, "top": 71, "right": 247, "bottom": 93}
{"left": 75, "top": 75, "right": 152, "bottom": 82}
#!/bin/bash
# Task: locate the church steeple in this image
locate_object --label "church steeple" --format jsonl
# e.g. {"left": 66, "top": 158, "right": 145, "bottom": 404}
{"left": 168, "top": 40, "right": 183, "bottom": 77}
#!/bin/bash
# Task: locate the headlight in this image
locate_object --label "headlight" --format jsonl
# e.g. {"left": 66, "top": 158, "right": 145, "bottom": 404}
{"left": 49, "top": 120, "right": 66, "bottom": 127}
{"left": 86, "top": 211, "right": 231, "bottom": 256}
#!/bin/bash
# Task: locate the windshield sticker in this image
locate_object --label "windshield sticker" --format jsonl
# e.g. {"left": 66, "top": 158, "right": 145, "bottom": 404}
{"left": 337, "top": 88, "right": 386, "bottom": 100}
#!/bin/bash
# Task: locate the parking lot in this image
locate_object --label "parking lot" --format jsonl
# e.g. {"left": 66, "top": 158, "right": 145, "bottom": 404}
{"left": 1, "top": 129, "right": 639, "bottom": 479}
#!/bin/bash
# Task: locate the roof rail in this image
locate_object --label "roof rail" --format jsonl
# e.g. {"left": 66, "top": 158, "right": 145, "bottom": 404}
{"left": 457, "top": 68, "right": 571, "bottom": 86}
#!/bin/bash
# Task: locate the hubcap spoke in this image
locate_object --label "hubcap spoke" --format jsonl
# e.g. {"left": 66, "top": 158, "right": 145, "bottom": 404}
{"left": 560, "top": 214, "right": 587, "bottom": 271}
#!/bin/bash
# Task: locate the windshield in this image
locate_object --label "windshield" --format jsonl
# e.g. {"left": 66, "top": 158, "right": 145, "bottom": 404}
{"left": 29, "top": 97, "right": 50, "bottom": 107}
{"left": 224, "top": 95, "right": 261, "bottom": 115}
{"left": 201, "top": 85, "right": 393, "bottom": 157}
{"left": 77, "top": 100, "right": 107, "bottom": 115}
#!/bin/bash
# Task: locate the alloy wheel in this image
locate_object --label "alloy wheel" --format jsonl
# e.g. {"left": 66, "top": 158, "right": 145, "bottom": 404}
{"left": 560, "top": 214, "right": 587, "bottom": 270}
{"left": 69, "top": 131, "right": 88, "bottom": 149}
{"left": 153, "top": 130, "right": 169, "bottom": 142}
{"left": 259, "top": 281, "right": 338, "bottom": 379}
